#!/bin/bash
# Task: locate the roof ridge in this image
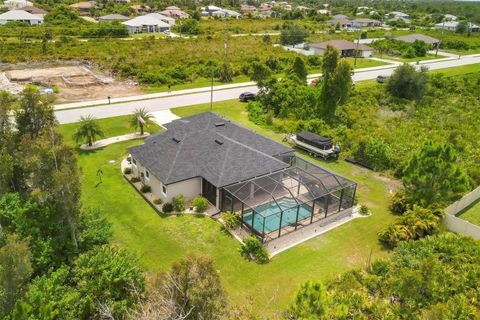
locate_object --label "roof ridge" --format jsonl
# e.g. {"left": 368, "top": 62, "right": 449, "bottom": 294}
{"left": 165, "top": 132, "right": 187, "bottom": 182}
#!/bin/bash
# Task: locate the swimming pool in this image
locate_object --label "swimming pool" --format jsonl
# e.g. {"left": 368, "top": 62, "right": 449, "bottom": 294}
{"left": 242, "top": 198, "right": 312, "bottom": 234}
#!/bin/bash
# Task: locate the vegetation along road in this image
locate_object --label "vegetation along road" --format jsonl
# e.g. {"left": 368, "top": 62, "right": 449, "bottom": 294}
{"left": 55, "top": 54, "right": 480, "bottom": 124}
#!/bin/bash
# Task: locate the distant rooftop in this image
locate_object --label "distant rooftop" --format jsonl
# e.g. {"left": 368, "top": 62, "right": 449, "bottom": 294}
{"left": 395, "top": 33, "right": 440, "bottom": 44}
{"left": 309, "top": 39, "right": 373, "bottom": 51}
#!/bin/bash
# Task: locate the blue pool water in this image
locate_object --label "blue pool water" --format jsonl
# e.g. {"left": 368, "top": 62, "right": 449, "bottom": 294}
{"left": 243, "top": 198, "right": 312, "bottom": 233}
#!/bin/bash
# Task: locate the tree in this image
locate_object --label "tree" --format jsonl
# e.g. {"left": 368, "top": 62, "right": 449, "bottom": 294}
{"left": 320, "top": 53, "right": 352, "bottom": 119}
{"left": 72, "top": 115, "right": 105, "bottom": 147}
{"left": 288, "top": 281, "right": 331, "bottom": 319}
{"left": 386, "top": 63, "right": 428, "bottom": 100}
{"left": 130, "top": 107, "right": 153, "bottom": 135}
{"left": 216, "top": 62, "right": 234, "bottom": 83}
{"left": 250, "top": 61, "right": 273, "bottom": 92}
{"left": 402, "top": 141, "right": 470, "bottom": 206}
{"left": 456, "top": 20, "right": 468, "bottom": 34}
{"left": 15, "top": 86, "right": 56, "bottom": 139}
{"left": 412, "top": 40, "right": 427, "bottom": 57}
{"left": 321, "top": 45, "right": 338, "bottom": 80}
{"left": 280, "top": 24, "right": 308, "bottom": 47}
{"left": 0, "top": 234, "right": 32, "bottom": 318}
{"left": 157, "top": 255, "right": 227, "bottom": 320}
{"left": 177, "top": 19, "right": 200, "bottom": 35}
{"left": 288, "top": 57, "right": 308, "bottom": 84}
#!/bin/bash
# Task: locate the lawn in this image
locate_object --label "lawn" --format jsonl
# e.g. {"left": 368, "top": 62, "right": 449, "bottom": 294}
{"left": 61, "top": 101, "right": 397, "bottom": 315}
{"left": 57, "top": 115, "right": 163, "bottom": 147}
{"left": 458, "top": 199, "right": 480, "bottom": 226}
{"left": 431, "top": 63, "right": 480, "bottom": 77}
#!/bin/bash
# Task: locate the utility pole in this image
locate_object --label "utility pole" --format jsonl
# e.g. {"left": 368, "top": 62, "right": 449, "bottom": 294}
{"left": 210, "top": 68, "right": 214, "bottom": 111}
{"left": 354, "top": 33, "right": 360, "bottom": 67}
{"left": 436, "top": 19, "right": 445, "bottom": 57}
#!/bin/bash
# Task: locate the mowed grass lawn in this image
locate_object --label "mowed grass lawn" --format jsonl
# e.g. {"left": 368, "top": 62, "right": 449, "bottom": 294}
{"left": 373, "top": 53, "right": 446, "bottom": 63}
{"left": 60, "top": 101, "right": 396, "bottom": 315}
{"left": 458, "top": 199, "right": 480, "bottom": 226}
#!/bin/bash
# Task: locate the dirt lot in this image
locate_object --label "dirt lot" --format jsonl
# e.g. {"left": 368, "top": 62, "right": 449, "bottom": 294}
{"left": 1, "top": 63, "right": 142, "bottom": 102}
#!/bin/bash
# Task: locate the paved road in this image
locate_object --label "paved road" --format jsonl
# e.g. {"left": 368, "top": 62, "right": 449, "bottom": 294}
{"left": 56, "top": 54, "right": 480, "bottom": 124}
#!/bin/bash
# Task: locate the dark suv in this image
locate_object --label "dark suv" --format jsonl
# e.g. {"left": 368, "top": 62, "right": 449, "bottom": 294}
{"left": 376, "top": 75, "right": 389, "bottom": 83}
{"left": 239, "top": 92, "right": 256, "bottom": 102}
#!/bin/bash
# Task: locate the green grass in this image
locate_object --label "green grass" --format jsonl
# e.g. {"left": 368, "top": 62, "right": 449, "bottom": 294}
{"left": 373, "top": 53, "right": 446, "bottom": 63}
{"left": 57, "top": 115, "right": 163, "bottom": 147}
{"left": 431, "top": 63, "right": 480, "bottom": 77}
{"left": 457, "top": 199, "right": 480, "bottom": 226}
{"left": 61, "top": 101, "right": 397, "bottom": 315}
{"left": 442, "top": 47, "right": 480, "bottom": 55}
{"left": 145, "top": 75, "right": 252, "bottom": 94}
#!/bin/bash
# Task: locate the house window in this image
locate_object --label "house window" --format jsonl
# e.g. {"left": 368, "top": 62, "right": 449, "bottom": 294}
{"left": 162, "top": 185, "right": 167, "bottom": 195}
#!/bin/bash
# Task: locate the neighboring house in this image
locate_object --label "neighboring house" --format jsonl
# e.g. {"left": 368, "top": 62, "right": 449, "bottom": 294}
{"left": 130, "top": 4, "right": 151, "bottom": 14}
{"left": 128, "top": 112, "right": 357, "bottom": 242}
{"left": 444, "top": 14, "right": 457, "bottom": 21}
{"left": 386, "top": 11, "right": 410, "bottom": 19}
{"left": 147, "top": 12, "right": 175, "bottom": 25}
{"left": 160, "top": 6, "right": 189, "bottom": 19}
{"left": 98, "top": 13, "right": 129, "bottom": 22}
{"left": 317, "top": 9, "right": 330, "bottom": 15}
{"left": 212, "top": 8, "right": 241, "bottom": 18}
{"left": 309, "top": 39, "right": 374, "bottom": 57}
{"left": 20, "top": 5, "right": 47, "bottom": 18}
{"left": 296, "top": 5, "right": 309, "bottom": 11}
{"left": 0, "top": 9, "right": 43, "bottom": 25}
{"left": 201, "top": 5, "right": 221, "bottom": 16}
{"left": 240, "top": 4, "right": 256, "bottom": 15}
{"left": 122, "top": 14, "right": 170, "bottom": 33}
{"left": 435, "top": 21, "right": 480, "bottom": 32}
{"left": 258, "top": 3, "right": 273, "bottom": 17}
{"left": 328, "top": 16, "right": 380, "bottom": 29}
{"left": 69, "top": 1, "right": 97, "bottom": 15}
{"left": 394, "top": 33, "right": 440, "bottom": 48}
{"left": 2, "top": 0, "right": 32, "bottom": 9}
{"left": 388, "top": 16, "right": 411, "bottom": 25}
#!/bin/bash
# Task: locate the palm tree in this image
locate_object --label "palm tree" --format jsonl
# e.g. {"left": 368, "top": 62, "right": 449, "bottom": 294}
{"left": 130, "top": 107, "right": 153, "bottom": 136}
{"left": 73, "top": 115, "right": 104, "bottom": 147}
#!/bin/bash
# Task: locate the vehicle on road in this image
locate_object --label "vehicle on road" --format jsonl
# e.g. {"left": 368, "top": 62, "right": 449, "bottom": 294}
{"left": 239, "top": 92, "right": 256, "bottom": 102}
{"left": 376, "top": 75, "right": 389, "bottom": 83}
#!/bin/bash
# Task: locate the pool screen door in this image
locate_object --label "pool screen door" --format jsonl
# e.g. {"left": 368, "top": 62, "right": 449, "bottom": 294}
{"left": 202, "top": 178, "right": 216, "bottom": 206}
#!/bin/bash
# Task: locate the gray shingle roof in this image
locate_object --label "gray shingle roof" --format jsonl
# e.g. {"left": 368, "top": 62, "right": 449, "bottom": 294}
{"left": 128, "top": 112, "right": 293, "bottom": 187}
{"left": 394, "top": 33, "right": 439, "bottom": 44}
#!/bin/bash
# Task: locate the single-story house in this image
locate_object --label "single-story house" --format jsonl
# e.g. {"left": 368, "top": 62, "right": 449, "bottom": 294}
{"left": 147, "top": 12, "right": 175, "bottom": 26}
{"left": 122, "top": 14, "right": 170, "bottom": 33}
{"left": 0, "top": 9, "right": 43, "bottom": 25}
{"left": 240, "top": 4, "right": 256, "bottom": 14}
{"left": 328, "top": 16, "right": 381, "bottom": 29}
{"left": 211, "top": 9, "right": 241, "bottom": 19}
{"left": 69, "top": 1, "right": 97, "bottom": 15}
{"left": 309, "top": 39, "right": 374, "bottom": 57}
{"left": 444, "top": 14, "right": 457, "bottom": 21}
{"left": 130, "top": 4, "right": 151, "bottom": 14}
{"left": 394, "top": 33, "right": 440, "bottom": 48}
{"left": 353, "top": 18, "right": 381, "bottom": 28}
{"left": 388, "top": 16, "right": 411, "bottom": 25}
{"left": 98, "top": 13, "right": 129, "bottom": 22}
{"left": 317, "top": 9, "right": 330, "bottom": 15}
{"left": 20, "top": 5, "right": 47, "bottom": 18}
{"left": 160, "top": 6, "right": 189, "bottom": 19}
{"left": 128, "top": 112, "right": 357, "bottom": 242}
{"left": 435, "top": 21, "right": 480, "bottom": 32}
{"left": 2, "top": 0, "right": 32, "bottom": 9}
{"left": 386, "top": 11, "right": 409, "bottom": 19}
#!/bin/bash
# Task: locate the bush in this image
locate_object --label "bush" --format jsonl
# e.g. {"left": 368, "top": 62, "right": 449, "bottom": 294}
{"left": 153, "top": 198, "right": 163, "bottom": 205}
{"left": 130, "top": 176, "right": 140, "bottom": 183}
{"left": 172, "top": 194, "right": 186, "bottom": 212}
{"left": 192, "top": 196, "right": 208, "bottom": 213}
{"left": 239, "top": 236, "right": 269, "bottom": 264}
{"left": 123, "top": 167, "right": 132, "bottom": 175}
{"left": 162, "top": 202, "right": 174, "bottom": 213}
{"left": 390, "top": 190, "right": 409, "bottom": 215}
{"left": 221, "top": 211, "right": 240, "bottom": 229}
{"left": 140, "top": 184, "right": 151, "bottom": 193}
{"left": 360, "top": 205, "right": 369, "bottom": 215}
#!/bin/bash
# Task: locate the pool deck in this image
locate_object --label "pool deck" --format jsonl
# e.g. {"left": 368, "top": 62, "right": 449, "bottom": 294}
{"left": 266, "top": 205, "right": 365, "bottom": 257}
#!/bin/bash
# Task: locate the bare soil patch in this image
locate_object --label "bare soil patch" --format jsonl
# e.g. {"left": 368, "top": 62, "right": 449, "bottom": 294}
{"left": 1, "top": 63, "right": 142, "bottom": 102}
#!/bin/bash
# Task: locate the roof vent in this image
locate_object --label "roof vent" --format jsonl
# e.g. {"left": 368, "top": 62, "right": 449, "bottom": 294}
{"left": 172, "top": 137, "right": 181, "bottom": 143}
{"left": 215, "top": 138, "right": 224, "bottom": 145}
{"left": 215, "top": 122, "right": 225, "bottom": 127}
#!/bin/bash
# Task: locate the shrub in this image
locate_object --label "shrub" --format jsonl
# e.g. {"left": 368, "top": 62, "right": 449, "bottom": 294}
{"left": 162, "top": 202, "right": 174, "bottom": 213}
{"left": 378, "top": 205, "right": 441, "bottom": 249}
{"left": 130, "top": 176, "right": 141, "bottom": 183}
{"left": 360, "top": 205, "right": 369, "bottom": 215}
{"left": 390, "top": 190, "right": 409, "bottom": 215}
{"left": 172, "top": 194, "right": 186, "bottom": 212}
{"left": 140, "top": 184, "right": 151, "bottom": 193}
{"left": 221, "top": 211, "right": 240, "bottom": 229}
{"left": 123, "top": 167, "right": 132, "bottom": 175}
{"left": 52, "top": 85, "right": 60, "bottom": 93}
{"left": 239, "top": 236, "right": 269, "bottom": 264}
{"left": 192, "top": 196, "right": 208, "bottom": 213}
{"left": 153, "top": 198, "right": 163, "bottom": 205}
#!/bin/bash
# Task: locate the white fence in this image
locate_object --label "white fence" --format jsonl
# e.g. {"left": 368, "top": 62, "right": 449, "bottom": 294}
{"left": 444, "top": 185, "right": 480, "bottom": 239}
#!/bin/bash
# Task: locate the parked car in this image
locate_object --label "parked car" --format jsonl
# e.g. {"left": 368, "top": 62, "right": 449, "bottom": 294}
{"left": 239, "top": 92, "right": 256, "bottom": 102}
{"left": 376, "top": 75, "right": 389, "bottom": 83}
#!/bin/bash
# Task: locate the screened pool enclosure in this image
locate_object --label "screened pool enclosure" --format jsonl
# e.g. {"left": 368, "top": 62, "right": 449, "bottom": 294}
{"left": 221, "top": 156, "right": 356, "bottom": 242}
